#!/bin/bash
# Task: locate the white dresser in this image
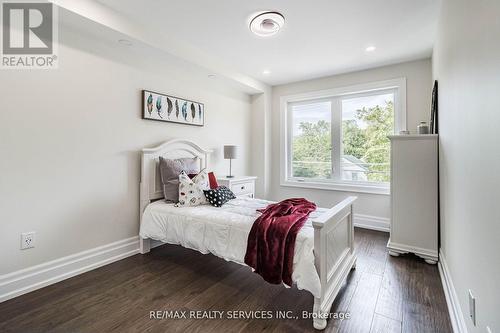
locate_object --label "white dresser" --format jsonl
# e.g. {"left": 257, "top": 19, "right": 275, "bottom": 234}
{"left": 387, "top": 135, "right": 438, "bottom": 264}
{"left": 217, "top": 176, "right": 257, "bottom": 199}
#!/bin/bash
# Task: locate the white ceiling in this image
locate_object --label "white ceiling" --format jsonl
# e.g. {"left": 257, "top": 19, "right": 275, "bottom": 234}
{"left": 98, "top": 0, "right": 439, "bottom": 86}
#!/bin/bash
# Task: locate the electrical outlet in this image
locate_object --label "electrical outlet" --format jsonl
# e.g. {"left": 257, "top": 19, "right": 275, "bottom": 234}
{"left": 21, "top": 232, "right": 35, "bottom": 250}
{"left": 468, "top": 289, "right": 476, "bottom": 326}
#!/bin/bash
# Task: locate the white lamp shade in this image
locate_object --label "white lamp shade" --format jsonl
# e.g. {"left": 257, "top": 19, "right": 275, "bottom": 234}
{"left": 224, "top": 145, "right": 238, "bottom": 159}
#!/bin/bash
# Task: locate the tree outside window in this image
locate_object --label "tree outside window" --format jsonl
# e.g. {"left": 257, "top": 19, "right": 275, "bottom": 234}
{"left": 291, "top": 98, "right": 393, "bottom": 183}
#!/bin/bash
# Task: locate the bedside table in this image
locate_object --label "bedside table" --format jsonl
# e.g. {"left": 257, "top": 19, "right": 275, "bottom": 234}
{"left": 217, "top": 176, "right": 257, "bottom": 199}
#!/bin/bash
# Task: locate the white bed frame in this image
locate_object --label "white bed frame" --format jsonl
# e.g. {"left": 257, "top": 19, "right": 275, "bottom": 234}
{"left": 139, "top": 139, "right": 357, "bottom": 330}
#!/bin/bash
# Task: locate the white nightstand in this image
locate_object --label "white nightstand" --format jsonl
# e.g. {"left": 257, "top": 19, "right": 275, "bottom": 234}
{"left": 217, "top": 176, "right": 257, "bottom": 199}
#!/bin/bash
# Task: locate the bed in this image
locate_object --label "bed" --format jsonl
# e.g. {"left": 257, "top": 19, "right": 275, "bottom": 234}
{"left": 139, "top": 139, "right": 357, "bottom": 330}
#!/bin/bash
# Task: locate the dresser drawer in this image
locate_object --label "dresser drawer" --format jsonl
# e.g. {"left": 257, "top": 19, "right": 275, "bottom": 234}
{"left": 231, "top": 181, "right": 254, "bottom": 196}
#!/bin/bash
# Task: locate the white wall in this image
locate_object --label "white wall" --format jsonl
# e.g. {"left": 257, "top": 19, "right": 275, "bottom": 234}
{"left": 0, "top": 23, "right": 252, "bottom": 274}
{"left": 250, "top": 91, "right": 272, "bottom": 199}
{"left": 270, "top": 59, "right": 432, "bottom": 219}
{"left": 433, "top": 0, "right": 500, "bottom": 332}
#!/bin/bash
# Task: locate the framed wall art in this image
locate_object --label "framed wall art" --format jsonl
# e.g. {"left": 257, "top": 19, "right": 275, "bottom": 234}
{"left": 430, "top": 80, "right": 438, "bottom": 134}
{"left": 142, "top": 90, "right": 204, "bottom": 126}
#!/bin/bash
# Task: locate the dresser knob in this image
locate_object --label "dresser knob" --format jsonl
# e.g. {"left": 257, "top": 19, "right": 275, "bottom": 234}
{"left": 241, "top": 186, "right": 245, "bottom": 190}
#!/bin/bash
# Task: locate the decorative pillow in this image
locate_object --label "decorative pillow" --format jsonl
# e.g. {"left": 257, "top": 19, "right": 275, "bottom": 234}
{"left": 177, "top": 170, "right": 210, "bottom": 207}
{"left": 159, "top": 156, "right": 199, "bottom": 202}
{"left": 208, "top": 172, "right": 219, "bottom": 189}
{"left": 188, "top": 171, "right": 219, "bottom": 189}
{"left": 204, "top": 186, "right": 236, "bottom": 207}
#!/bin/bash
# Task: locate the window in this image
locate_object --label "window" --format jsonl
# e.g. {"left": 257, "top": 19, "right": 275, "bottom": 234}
{"left": 281, "top": 78, "right": 406, "bottom": 194}
{"left": 290, "top": 100, "right": 332, "bottom": 179}
{"left": 341, "top": 91, "right": 394, "bottom": 183}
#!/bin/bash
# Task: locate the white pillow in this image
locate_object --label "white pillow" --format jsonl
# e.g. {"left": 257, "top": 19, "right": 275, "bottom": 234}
{"left": 177, "top": 169, "right": 210, "bottom": 207}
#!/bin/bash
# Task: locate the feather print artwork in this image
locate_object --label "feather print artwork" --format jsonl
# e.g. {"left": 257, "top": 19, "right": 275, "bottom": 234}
{"left": 181, "top": 102, "right": 188, "bottom": 121}
{"left": 166, "top": 97, "right": 173, "bottom": 119}
{"left": 147, "top": 94, "right": 153, "bottom": 115}
{"left": 190, "top": 103, "right": 196, "bottom": 122}
{"left": 143, "top": 90, "right": 204, "bottom": 126}
{"left": 156, "top": 96, "right": 162, "bottom": 118}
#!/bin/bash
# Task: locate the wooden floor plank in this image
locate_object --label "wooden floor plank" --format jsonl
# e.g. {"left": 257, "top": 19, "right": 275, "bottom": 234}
{"left": 338, "top": 272, "right": 383, "bottom": 333}
{"left": 370, "top": 313, "right": 401, "bottom": 333}
{"left": 403, "top": 301, "right": 452, "bottom": 333}
{"left": 374, "top": 256, "right": 405, "bottom": 321}
{"left": 0, "top": 228, "right": 452, "bottom": 333}
{"left": 327, "top": 268, "right": 362, "bottom": 332}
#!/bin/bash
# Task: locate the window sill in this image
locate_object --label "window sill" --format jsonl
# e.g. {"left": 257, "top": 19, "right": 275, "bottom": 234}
{"left": 280, "top": 179, "right": 390, "bottom": 195}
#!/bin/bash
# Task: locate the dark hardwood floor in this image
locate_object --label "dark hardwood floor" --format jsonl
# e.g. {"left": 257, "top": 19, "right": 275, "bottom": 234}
{"left": 0, "top": 228, "right": 452, "bottom": 333}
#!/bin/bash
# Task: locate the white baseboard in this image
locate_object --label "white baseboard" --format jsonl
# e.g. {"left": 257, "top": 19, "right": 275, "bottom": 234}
{"left": 438, "top": 250, "right": 468, "bottom": 333}
{"left": 353, "top": 214, "right": 390, "bottom": 232}
{"left": 0, "top": 236, "right": 140, "bottom": 303}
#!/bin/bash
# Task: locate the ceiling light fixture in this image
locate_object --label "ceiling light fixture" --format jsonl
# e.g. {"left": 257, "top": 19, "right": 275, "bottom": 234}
{"left": 208, "top": 74, "right": 217, "bottom": 79}
{"left": 365, "top": 46, "right": 376, "bottom": 52}
{"left": 250, "top": 11, "right": 285, "bottom": 37}
{"left": 262, "top": 70, "right": 271, "bottom": 75}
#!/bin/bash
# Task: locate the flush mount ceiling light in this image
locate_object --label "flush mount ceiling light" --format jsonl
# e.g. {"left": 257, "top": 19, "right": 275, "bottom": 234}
{"left": 250, "top": 11, "right": 285, "bottom": 37}
{"left": 262, "top": 70, "right": 271, "bottom": 75}
{"left": 365, "top": 45, "right": 376, "bottom": 52}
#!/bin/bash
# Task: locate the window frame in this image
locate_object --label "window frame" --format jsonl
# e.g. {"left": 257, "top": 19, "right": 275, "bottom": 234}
{"left": 280, "top": 78, "right": 407, "bottom": 195}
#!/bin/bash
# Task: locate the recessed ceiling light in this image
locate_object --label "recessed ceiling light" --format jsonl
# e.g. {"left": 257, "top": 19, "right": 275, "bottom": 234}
{"left": 208, "top": 74, "right": 217, "bottom": 79}
{"left": 250, "top": 11, "right": 285, "bottom": 37}
{"left": 262, "top": 70, "right": 271, "bottom": 75}
{"left": 118, "top": 39, "right": 133, "bottom": 46}
{"left": 365, "top": 46, "right": 376, "bottom": 52}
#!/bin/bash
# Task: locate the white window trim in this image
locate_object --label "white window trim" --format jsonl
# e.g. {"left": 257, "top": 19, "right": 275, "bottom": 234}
{"left": 280, "top": 77, "right": 407, "bottom": 195}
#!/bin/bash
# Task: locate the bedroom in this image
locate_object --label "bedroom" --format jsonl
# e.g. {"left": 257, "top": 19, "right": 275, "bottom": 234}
{"left": 0, "top": 0, "right": 498, "bottom": 332}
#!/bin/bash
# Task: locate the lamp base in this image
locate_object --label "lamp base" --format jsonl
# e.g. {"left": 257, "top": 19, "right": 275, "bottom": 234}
{"left": 226, "top": 158, "right": 235, "bottom": 179}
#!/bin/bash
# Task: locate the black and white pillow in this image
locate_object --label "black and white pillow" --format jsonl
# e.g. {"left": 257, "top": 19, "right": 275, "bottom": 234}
{"left": 177, "top": 170, "right": 209, "bottom": 207}
{"left": 204, "top": 186, "right": 236, "bottom": 207}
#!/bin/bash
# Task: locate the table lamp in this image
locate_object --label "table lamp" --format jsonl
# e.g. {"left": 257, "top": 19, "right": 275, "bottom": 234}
{"left": 223, "top": 145, "right": 238, "bottom": 178}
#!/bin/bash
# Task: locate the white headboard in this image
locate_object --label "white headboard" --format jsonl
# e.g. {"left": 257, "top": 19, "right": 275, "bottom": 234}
{"left": 140, "top": 139, "right": 212, "bottom": 213}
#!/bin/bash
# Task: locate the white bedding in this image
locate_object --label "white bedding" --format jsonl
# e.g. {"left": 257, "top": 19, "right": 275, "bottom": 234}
{"left": 140, "top": 197, "right": 327, "bottom": 297}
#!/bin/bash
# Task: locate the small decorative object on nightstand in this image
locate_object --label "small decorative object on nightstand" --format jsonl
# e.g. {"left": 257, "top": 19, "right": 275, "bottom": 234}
{"left": 223, "top": 145, "right": 238, "bottom": 178}
{"left": 217, "top": 176, "right": 257, "bottom": 199}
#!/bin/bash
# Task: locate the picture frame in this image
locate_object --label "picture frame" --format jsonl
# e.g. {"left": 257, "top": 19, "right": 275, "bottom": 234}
{"left": 142, "top": 90, "right": 204, "bottom": 126}
{"left": 430, "top": 80, "right": 438, "bottom": 134}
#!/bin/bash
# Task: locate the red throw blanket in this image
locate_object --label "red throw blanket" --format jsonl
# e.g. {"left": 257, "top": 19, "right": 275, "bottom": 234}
{"left": 244, "top": 198, "right": 316, "bottom": 287}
